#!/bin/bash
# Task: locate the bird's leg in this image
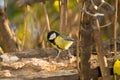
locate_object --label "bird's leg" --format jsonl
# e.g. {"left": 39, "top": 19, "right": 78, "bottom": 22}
{"left": 55, "top": 50, "right": 61, "bottom": 59}
{"left": 67, "top": 49, "right": 76, "bottom": 63}
{"left": 67, "top": 49, "right": 73, "bottom": 58}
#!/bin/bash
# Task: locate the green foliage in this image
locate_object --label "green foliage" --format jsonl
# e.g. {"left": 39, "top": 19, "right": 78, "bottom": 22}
{"left": 67, "top": 0, "right": 76, "bottom": 9}
{"left": 7, "top": 1, "right": 23, "bottom": 20}
{"left": 102, "top": 34, "right": 108, "bottom": 40}
{"left": 17, "top": 25, "right": 24, "bottom": 41}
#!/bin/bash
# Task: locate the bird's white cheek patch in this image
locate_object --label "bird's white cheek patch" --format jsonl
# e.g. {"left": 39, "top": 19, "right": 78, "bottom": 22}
{"left": 49, "top": 33, "right": 56, "bottom": 40}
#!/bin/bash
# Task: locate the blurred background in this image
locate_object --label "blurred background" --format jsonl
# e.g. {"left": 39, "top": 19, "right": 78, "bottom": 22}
{"left": 1, "top": 0, "right": 119, "bottom": 52}
{"left": 6, "top": 0, "right": 79, "bottom": 50}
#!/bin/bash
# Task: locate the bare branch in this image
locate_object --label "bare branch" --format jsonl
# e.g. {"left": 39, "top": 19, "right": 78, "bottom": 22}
{"left": 60, "top": 0, "right": 67, "bottom": 33}
{"left": 91, "top": 0, "right": 98, "bottom": 10}
{"left": 114, "top": 0, "right": 119, "bottom": 54}
{"left": 100, "top": 22, "right": 112, "bottom": 28}
{"left": 43, "top": 2, "right": 51, "bottom": 32}
{"left": 90, "top": 0, "right": 114, "bottom": 11}
{"left": 82, "top": 4, "right": 104, "bottom": 17}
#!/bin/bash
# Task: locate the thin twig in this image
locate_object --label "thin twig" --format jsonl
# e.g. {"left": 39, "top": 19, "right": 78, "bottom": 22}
{"left": 114, "top": 0, "right": 118, "bottom": 55}
{"left": 76, "top": 0, "right": 81, "bottom": 74}
{"left": 41, "top": 2, "right": 51, "bottom": 48}
{"left": 90, "top": 0, "right": 114, "bottom": 10}
{"left": 82, "top": 4, "right": 104, "bottom": 17}
{"left": 4, "top": 0, "right": 7, "bottom": 9}
{"left": 90, "top": 0, "right": 98, "bottom": 10}
{"left": 77, "top": 0, "right": 85, "bottom": 79}
{"left": 21, "top": 5, "right": 30, "bottom": 50}
{"left": 100, "top": 22, "right": 112, "bottom": 28}
{"left": 43, "top": 2, "right": 50, "bottom": 32}
{"left": 100, "top": 0, "right": 114, "bottom": 10}
{"left": 90, "top": 0, "right": 114, "bottom": 28}
{"left": 60, "top": 0, "right": 67, "bottom": 33}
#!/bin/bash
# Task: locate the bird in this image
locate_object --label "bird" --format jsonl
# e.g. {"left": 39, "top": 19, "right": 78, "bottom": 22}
{"left": 47, "top": 31, "right": 74, "bottom": 58}
{"left": 113, "top": 59, "right": 120, "bottom": 75}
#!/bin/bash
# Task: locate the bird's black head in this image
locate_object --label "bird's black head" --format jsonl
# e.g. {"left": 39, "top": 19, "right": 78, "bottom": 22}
{"left": 47, "top": 31, "right": 59, "bottom": 42}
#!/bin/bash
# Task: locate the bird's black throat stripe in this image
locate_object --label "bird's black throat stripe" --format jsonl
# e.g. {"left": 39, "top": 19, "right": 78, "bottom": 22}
{"left": 55, "top": 43, "right": 63, "bottom": 50}
{"left": 50, "top": 40, "right": 63, "bottom": 50}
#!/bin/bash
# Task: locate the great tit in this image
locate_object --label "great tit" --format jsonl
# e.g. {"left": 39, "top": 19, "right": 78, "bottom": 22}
{"left": 47, "top": 31, "right": 74, "bottom": 58}
{"left": 113, "top": 59, "right": 120, "bottom": 75}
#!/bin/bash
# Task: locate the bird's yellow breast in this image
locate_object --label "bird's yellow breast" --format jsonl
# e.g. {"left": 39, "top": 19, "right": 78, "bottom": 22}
{"left": 113, "top": 59, "right": 120, "bottom": 75}
{"left": 53, "top": 36, "right": 73, "bottom": 50}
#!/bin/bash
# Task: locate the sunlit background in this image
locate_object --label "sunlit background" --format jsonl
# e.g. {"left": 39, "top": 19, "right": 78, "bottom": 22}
{"left": 6, "top": 0, "right": 79, "bottom": 50}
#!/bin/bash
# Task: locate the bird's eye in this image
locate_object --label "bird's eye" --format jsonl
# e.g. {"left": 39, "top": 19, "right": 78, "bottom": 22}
{"left": 49, "top": 33, "right": 56, "bottom": 40}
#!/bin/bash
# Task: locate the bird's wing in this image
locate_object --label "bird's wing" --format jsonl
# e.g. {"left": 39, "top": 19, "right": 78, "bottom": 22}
{"left": 60, "top": 34, "right": 74, "bottom": 41}
{"left": 54, "top": 36, "right": 73, "bottom": 50}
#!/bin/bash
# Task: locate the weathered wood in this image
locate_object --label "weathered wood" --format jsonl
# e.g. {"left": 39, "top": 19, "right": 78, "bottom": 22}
{"left": 0, "top": 69, "right": 79, "bottom": 80}
{"left": 0, "top": 48, "right": 78, "bottom": 80}
{"left": 0, "top": 48, "right": 118, "bottom": 79}
{"left": 11, "top": 48, "right": 75, "bottom": 58}
{"left": 8, "top": 48, "right": 120, "bottom": 65}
